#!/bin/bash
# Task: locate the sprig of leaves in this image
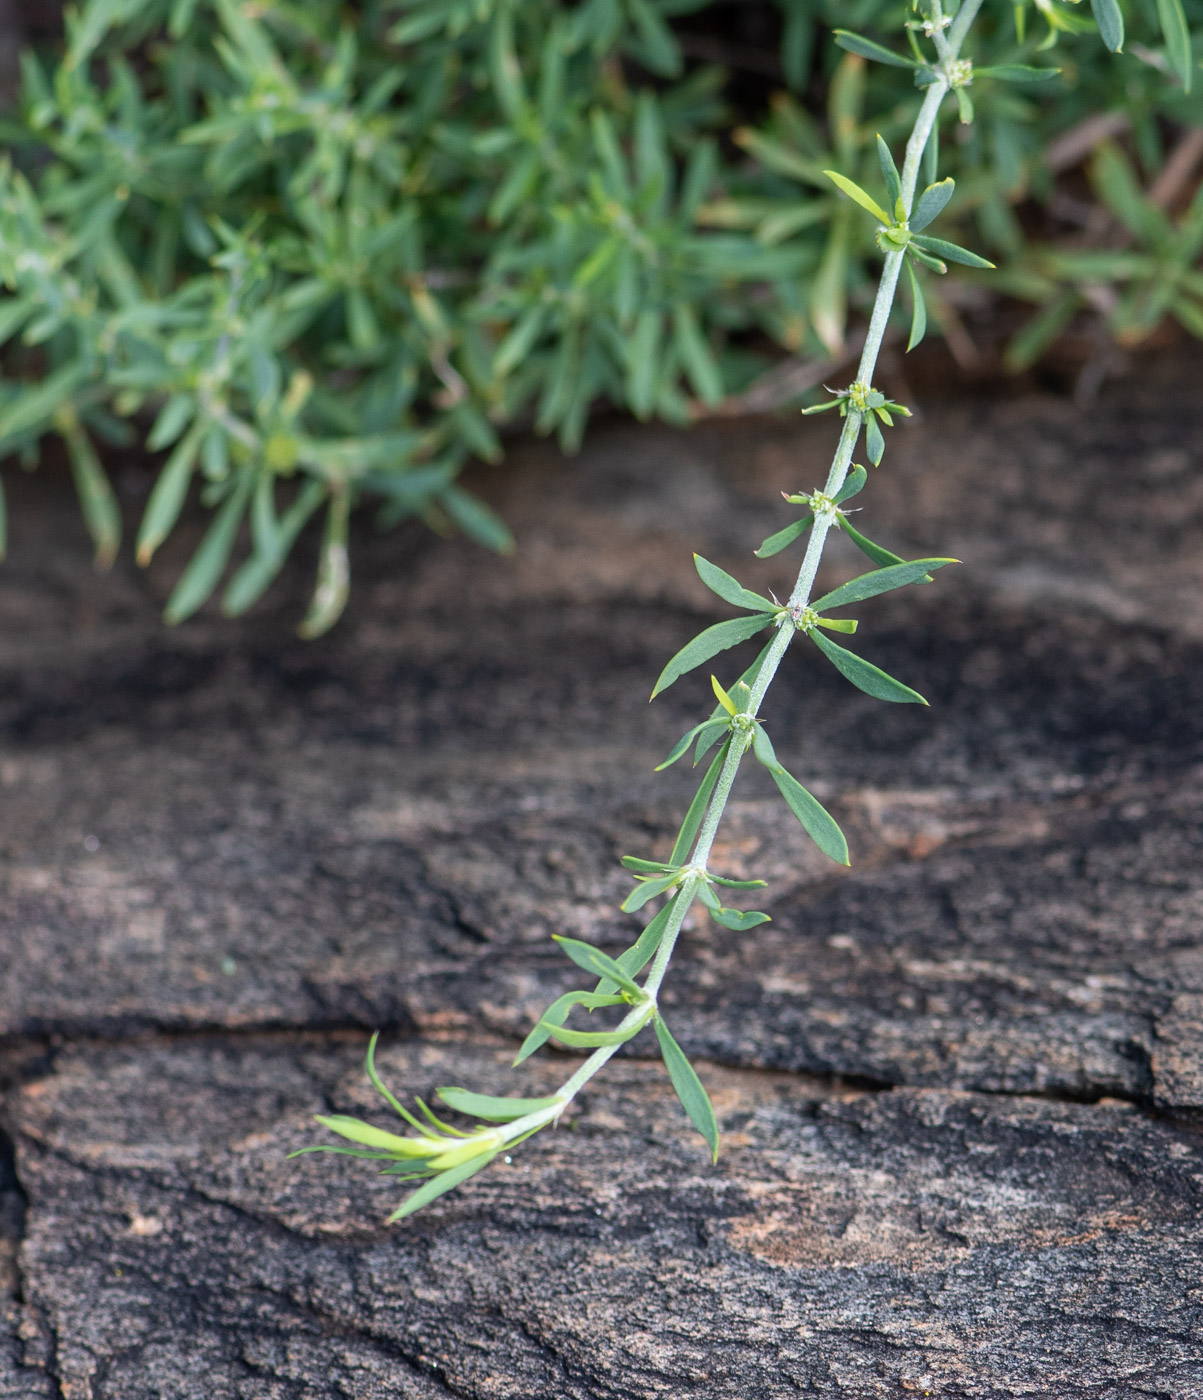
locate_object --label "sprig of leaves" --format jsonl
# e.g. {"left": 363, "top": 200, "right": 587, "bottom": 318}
{"left": 296, "top": 0, "right": 1156, "bottom": 1220}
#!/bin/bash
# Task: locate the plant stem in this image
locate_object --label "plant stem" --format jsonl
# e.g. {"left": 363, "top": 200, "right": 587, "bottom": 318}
{"left": 501, "top": 8, "right": 975, "bottom": 1151}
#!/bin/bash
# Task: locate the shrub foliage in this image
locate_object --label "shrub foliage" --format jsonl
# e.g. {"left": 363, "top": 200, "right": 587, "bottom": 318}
{"left": 0, "top": 0, "right": 1200, "bottom": 629}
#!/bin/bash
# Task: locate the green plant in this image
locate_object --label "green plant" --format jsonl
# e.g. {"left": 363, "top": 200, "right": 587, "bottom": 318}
{"left": 293, "top": 0, "right": 1155, "bottom": 1223}
{"left": 0, "top": 0, "right": 1199, "bottom": 630}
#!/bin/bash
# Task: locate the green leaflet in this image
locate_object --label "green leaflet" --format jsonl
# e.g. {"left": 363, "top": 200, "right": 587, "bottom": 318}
{"left": 539, "top": 1020, "right": 642, "bottom": 1049}
{"left": 838, "top": 466, "right": 869, "bottom": 504}
{"left": 1091, "top": 0, "right": 1124, "bottom": 50}
{"left": 620, "top": 856, "right": 674, "bottom": 874}
{"left": 910, "top": 234, "right": 995, "bottom": 270}
{"left": 865, "top": 413, "right": 885, "bottom": 466}
{"left": 876, "top": 134, "right": 901, "bottom": 214}
{"left": 1155, "top": 0, "right": 1193, "bottom": 92}
{"left": 514, "top": 991, "right": 626, "bottom": 1066}
{"left": 905, "top": 257, "right": 927, "bottom": 352}
{"left": 297, "top": 490, "right": 350, "bottom": 639}
{"left": 824, "top": 170, "right": 891, "bottom": 226}
{"left": 620, "top": 871, "right": 680, "bottom": 912}
{"left": 435, "top": 1089, "right": 561, "bottom": 1122}
{"left": 910, "top": 178, "right": 954, "bottom": 233}
{"left": 811, "top": 557, "right": 956, "bottom": 612}
{"left": 365, "top": 1031, "right": 430, "bottom": 1134}
{"left": 61, "top": 419, "right": 121, "bottom": 570}
{"left": 755, "top": 514, "right": 813, "bottom": 559}
{"left": 709, "top": 906, "right": 771, "bottom": 931}
{"left": 670, "top": 742, "right": 728, "bottom": 867}
{"left": 312, "top": 1115, "right": 419, "bottom": 1155}
{"left": 223, "top": 478, "right": 326, "bottom": 617}
{"left": 387, "top": 1153, "right": 498, "bottom": 1223}
{"left": 709, "top": 874, "right": 766, "bottom": 890}
{"left": 655, "top": 1017, "right": 720, "bottom": 1162}
{"left": 673, "top": 304, "right": 723, "bottom": 405}
{"left": 809, "top": 628, "right": 927, "bottom": 705}
{"left": 651, "top": 613, "right": 775, "bottom": 699}
{"left": 909, "top": 244, "right": 948, "bottom": 274}
{"left": 137, "top": 424, "right": 203, "bottom": 565}
{"left": 832, "top": 28, "right": 918, "bottom": 69}
{"left": 751, "top": 724, "right": 849, "bottom": 865}
{"left": 840, "top": 518, "right": 924, "bottom": 577}
{"left": 552, "top": 935, "right": 645, "bottom": 997}
{"left": 976, "top": 65, "right": 1061, "bottom": 83}
{"left": 163, "top": 472, "right": 254, "bottom": 624}
{"left": 694, "top": 554, "right": 774, "bottom": 613}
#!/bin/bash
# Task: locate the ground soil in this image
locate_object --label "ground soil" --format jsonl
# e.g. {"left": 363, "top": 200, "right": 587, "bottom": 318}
{"left": 3, "top": 352, "right": 1203, "bottom": 1397}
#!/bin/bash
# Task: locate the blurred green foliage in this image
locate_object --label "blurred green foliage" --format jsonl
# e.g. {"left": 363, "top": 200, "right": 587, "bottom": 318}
{"left": 0, "top": 0, "right": 1200, "bottom": 631}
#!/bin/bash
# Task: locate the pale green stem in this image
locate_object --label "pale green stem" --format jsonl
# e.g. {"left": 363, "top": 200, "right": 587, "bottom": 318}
{"left": 499, "top": 7, "right": 979, "bottom": 1152}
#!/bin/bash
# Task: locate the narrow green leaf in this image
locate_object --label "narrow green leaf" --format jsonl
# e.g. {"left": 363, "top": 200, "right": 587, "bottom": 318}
{"left": 922, "top": 123, "right": 939, "bottom": 190}
{"left": 552, "top": 935, "right": 645, "bottom": 997}
{"left": 876, "top": 134, "right": 901, "bottom": 210}
{"left": 695, "top": 880, "right": 721, "bottom": 911}
{"left": 137, "top": 425, "right": 202, "bottom": 565}
{"left": 435, "top": 1089, "right": 561, "bottom": 1123}
{"left": 816, "top": 617, "right": 858, "bottom": 634}
{"left": 976, "top": 64, "right": 1061, "bottom": 82}
{"left": 865, "top": 414, "right": 885, "bottom": 466}
{"left": 670, "top": 743, "right": 727, "bottom": 866}
{"left": 837, "top": 465, "right": 868, "bottom": 504}
{"left": 313, "top": 1115, "right": 417, "bottom": 1154}
{"left": 756, "top": 514, "right": 813, "bottom": 559}
{"left": 911, "top": 235, "right": 995, "bottom": 270}
{"left": 656, "top": 720, "right": 712, "bottom": 771}
{"left": 824, "top": 170, "right": 892, "bottom": 225}
{"left": 1004, "top": 293, "right": 1078, "bottom": 373}
{"left": 542, "top": 1020, "right": 643, "bottom": 1049}
{"left": 365, "top": 1031, "right": 428, "bottom": 1133}
{"left": 61, "top": 422, "right": 121, "bottom": 570}
{"left": 751, "top": 725, "right": 849, "bottom": 864}
{"left": 514, "top": 991, "right": 625, "bottom": 1066}
{"left": 620, "top": 872, "right": 680, "bottom": 913}
{"left": 710, "top": 875, "right": 767, "bottom": 890}
{"left": 222, "top": 478, "right": 325, "bottom": 617}
{"left": 441, "top": 485, "right": 515, "bottom": 555}
{"left": 147, "top": 393, "right": 196, "bottom": 452}
{"left": 621, "top": 856, "right": 674, "bottom": 874}
{"left": 910, "top": 177, "right": 955, "bottom": 233}
{"left": 905, "top": 258, "right": 927, "bottom": 352}
{"left": 909, "top": 245, "right": 948, "bottom": 274}
{"left": 164, "top": 473, "right": 253, "bottom": 625}
{"left": 673, "top": 304, "right": 724, "bottom": 406}
{"left": 651, "top": 614, "right": 775, "bottom": 699}
{"left": 841, "top": 519, "right": 907, "bottom": 571}
{"left": 1156, "top": 0, "right": 1193, "bottom": 91}
{"left": 694, "top": 554, "right": 775, "bottom": 612}
{"left": 297, "top": 490, "right": 350, "bottom": 639}
{"left": 710, "top": 907, "right": 771, "bottom": 931}
{"left": 770, "top": 766, "right": 849, "bottom": 865}
{"left": 812, "top": 558, "right": 956, "bottom": 613}
{"left": 655, "top": 1017, "right": 720, "bottom": 1162}
{"left": 832, "top": 29, "right": 918, "bottom": 69}
{"left": 711, "top": 674, "right": 738, "bottom": 715}
{"left": 1091, "top": 0, "right": 1124, "bottom": 51}
{"left": 809, "top": 629, "right": 927, "bottom": 704}
{"left": 691, "top": 720, "right": 734, "bottom": 767}
{"left": 387, "top": 1154, "right": 497, "bottom": 1223}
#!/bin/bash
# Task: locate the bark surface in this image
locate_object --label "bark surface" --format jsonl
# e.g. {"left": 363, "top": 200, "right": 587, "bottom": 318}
{"left": 2, "top": 354, "right": 1203, "bottom": 1397}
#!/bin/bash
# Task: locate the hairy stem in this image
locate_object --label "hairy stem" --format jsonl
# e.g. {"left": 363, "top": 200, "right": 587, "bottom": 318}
{"left": 499, "top": 12, "right": 975, "bottom": 1151}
